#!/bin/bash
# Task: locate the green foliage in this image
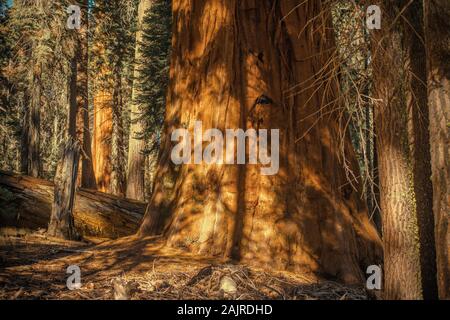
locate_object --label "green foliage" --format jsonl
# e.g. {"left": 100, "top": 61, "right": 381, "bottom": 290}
{"left": 0, "top": 0, "right": 170, "bottom": 184}
{"left": 136, "top": 0, "right": 172, "bottom": 154}
{"left": 90, "top": 0, "right": 139, "bottom": 160}
{"left": 332, "top": 2, "right": 375, "bottom": 198}
{"left": 0, "top": 1, "right": 18, "bottom": 171}
{"left": 90, "top": 0, "right": 138, "bottom": 89}
{"left": 3, "top": 0, "right": 79, "bottom": 177}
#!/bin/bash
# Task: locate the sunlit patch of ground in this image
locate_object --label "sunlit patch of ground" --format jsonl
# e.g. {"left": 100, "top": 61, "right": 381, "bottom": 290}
{"left": 0, "top": 230, "right": 372, "bottom": 300}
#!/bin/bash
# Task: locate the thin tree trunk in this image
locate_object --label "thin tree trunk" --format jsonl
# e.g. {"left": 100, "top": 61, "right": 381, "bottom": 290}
{"left": 77, "top": 0, "right": 97, "bottom": 189}
{"left": 372, "top": 0, "right": 436, "bottom": 300}
{"left": 48, "top": 32, "right": 83, "bottom": 240}
{"left": 20, "top": 93, "right": 30, "bottom": 174}
{"left": 28, "top": 61, "right": 41, "bottom": 178}
{"left": 404, "top": 0, "right": 438, "bottom": 300}
{"left": 144, "top": 142, "right": 158, "bottom": 200}
{"left": 68, "top": 56, "right": 78, "bottom": 139}
{"left": 372, "top": 128, "right": 381, "bottom": 233}
{"left": 373, "top": 40, "right": 422, "bottom": 299}
{"left": 126, "top": 0, "right": 153, "bottom": 201}
{"left": 424, "top": 0, "right": 450, "bottom": 300}
{"left": 139, "top": 0, "right": 381, "bottom": 284}
{"left": 47, "top": 140, "right": 80, "bottom": 240}
{"left": 111, "top": 70, "right": 126, "bottom": 197}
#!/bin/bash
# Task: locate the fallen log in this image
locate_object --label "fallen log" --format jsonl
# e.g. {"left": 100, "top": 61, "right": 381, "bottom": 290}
{"left": 0, "top": 171, "right": 145, "bottom": 239}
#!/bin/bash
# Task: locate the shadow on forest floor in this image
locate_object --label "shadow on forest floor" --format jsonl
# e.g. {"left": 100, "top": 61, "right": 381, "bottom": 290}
{"left": 0, "top": 232, "right": 375, "bottom": 300}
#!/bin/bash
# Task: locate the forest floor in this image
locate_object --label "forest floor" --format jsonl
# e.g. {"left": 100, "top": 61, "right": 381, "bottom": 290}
{"left": 0, "top": 228, "right": 373, "bottom": 300}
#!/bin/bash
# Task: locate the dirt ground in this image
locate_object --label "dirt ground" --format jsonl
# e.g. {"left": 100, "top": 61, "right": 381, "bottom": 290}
{"left": 0, "top": 229, "right": 373, "bottom": 300}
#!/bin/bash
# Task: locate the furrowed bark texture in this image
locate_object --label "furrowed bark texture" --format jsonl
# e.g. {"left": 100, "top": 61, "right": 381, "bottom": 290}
{"left": 139, "top": 0, "right": 382, "bottom": 284}
{"left": 425, "top": 0, "right": 450, "bottom": 300}
{"left": 92, "top": 83, "right": 113, "bottom": 193}
{"left": 372, "top": 0, "right": 438, "bottom": 300}
{"left": 92, "top": 24, "right": 113, "bottom": 193}
{"left": 404, "top": 0, "right": 438, "bottom": 300}
{"left": 47, "top": 141, "right": 80, "bottom": 240}
{"left": 110, "top": 70, "right": 126, "bottom": 197}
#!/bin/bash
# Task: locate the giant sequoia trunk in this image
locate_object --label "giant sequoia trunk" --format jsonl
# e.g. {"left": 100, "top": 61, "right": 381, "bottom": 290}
{"left": 425, "top": 0, "right": 450, "bottom": 300}
{"left": 139, "top": 0, "right": 381, "bottom": 284}
{"left": 126, "top": 0, "right": 154, "bottom": 201}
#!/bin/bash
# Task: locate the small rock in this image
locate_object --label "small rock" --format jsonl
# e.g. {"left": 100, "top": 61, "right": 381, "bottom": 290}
{"left": 220, "top": 276, "right": 237, "bottom": 295}
{"left": 112, "top": 278, "right": 129, "bottom": 300}
{"left": 85, "top": 282, "right": 95, "bottom": 290}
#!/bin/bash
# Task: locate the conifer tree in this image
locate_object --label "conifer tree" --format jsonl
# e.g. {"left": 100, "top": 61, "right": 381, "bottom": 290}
{"left": 91, "top": 0, "right": 137, "bottom": 196}
{"left": 127, "top": 0, "right": 171, "bottom": 200}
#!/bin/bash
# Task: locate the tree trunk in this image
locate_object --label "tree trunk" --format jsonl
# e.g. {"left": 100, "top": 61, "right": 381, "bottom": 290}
{"left": 28, "top": 61, "right": 41, "bottom": 178}
{"left": 404, "top": 0, "right": 438, "bottom": 300}
{"left": 372, "top": 119, "right": 382, "bottom": 234}
{"left": 372, "top": 0, "right": 437, "bottom": 300}
{"left": 111, "top": 70, "right": 126, "bottom": 197}
{"left": 139, "top": 0, "right": 382, "bottom": 284}
{"left": 126, "top": 0, "right": 154, "bottom": 201}
{"left": 91, "top": 13, "right": 113, "bottom": 193}
{"left": 0, "top": 171, "right": 145, "bottom": 239}
{"left": 47, "top": 140, "right": 80, "bottom": 240}
{"left": 68, "top": 56, "right": 78, "bottom": 139}
{"left": 424, "top": 0, "right": 450, "bottom": 300}
{"left": 92, "top": 81, "right": 113, "bottom": 193}
{"left": 144, "top": 137, "right": 158, "bottom": 200}
{"left": 20, "top": 93, "right": 30, "bottom": 174}
{"left": 77, "top": 0, "right": 97, "bottom": 189}
{"left": 47, "top": 23, "right": 83, "bottom": 240}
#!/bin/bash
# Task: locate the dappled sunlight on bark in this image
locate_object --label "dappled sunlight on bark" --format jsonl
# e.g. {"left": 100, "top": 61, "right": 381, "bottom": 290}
{"left": 139, "top": 0, "right": 382, "bottom": 285}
